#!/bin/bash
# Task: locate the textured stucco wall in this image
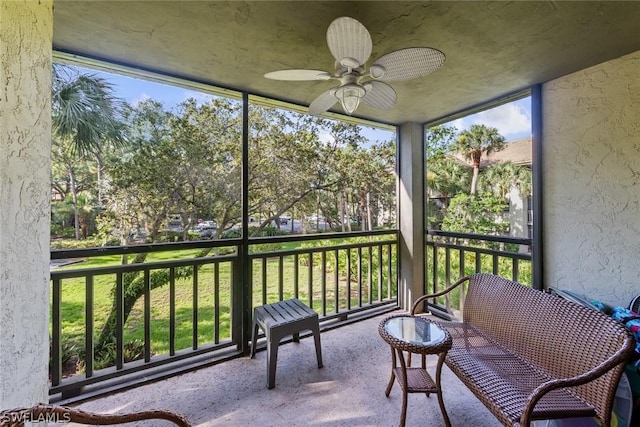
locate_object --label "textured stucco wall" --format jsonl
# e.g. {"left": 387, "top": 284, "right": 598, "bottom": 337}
{"left": 0, "top": 0, "right": 53, "bottom": 408}
{"left": 543, "top": 49, "right": 640, "bottom": 307}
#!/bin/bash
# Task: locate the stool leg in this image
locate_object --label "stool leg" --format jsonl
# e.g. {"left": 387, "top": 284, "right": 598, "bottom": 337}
{"left": 311, "top": 322, "right": 323, "bottom": 368}
{"left": 267, "top": 329, "right": 280, "bottom": 389}
{"left": 250, "top": 318, "right": 259, "bottom": 359}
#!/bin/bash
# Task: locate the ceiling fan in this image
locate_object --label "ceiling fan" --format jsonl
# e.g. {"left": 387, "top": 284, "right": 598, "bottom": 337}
{"left": 264, "top": 16, "right": 445, "bottom": 116}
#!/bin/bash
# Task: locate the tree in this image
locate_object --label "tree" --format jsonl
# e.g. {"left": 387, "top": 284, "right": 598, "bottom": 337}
{"left": 477, "top": 161, "right": 531, "bottom": 201}
{"left": 452, "top": 124, "right": 506, "bottom": 195}
{"left": 248, "top": 105, "right": 343, "bottom": 234}
{"left": 106, "top": 99, "right": 176, "bottom": 242}
{"left": 168, "top": 97, "right": 243, "bottom": 239}
{"left": 426, "top": 124, "right": 458, "bottom": 159}
{"left": 441, "top": 192, "right": 509, "bottom": 235}
{"left": 51, "top": 64, "right": 126, "bottom": 238}
{"left": 426, "top": 157, "right": 471, "bottom": 206}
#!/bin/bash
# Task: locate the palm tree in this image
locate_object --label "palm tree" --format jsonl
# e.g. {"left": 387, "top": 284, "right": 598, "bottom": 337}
{"left": 51, "top": 64, "right": 126, "bottom": 239}
{"left": 426, "top": 156, "right": 471, "bottom": 207}
{"left": 478, "top": 161, "right": 531, "bottom": 201}
{"left": 52, "top": 64, "right": 125, "bottom": 155}
{"left": 453, "top": 124, "right": 506, "bottom": 195}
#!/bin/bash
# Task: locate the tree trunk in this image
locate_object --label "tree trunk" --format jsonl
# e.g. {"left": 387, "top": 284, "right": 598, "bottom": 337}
{"left": 471, "top": 150, "right": 482, "bottom": 195}
{"left": 67, "top": 161, "right": 81, "bottom": 240}
{"left": 358, "top": 187, "right": 367, "bottom": 231}
{"left": 340, "top": 192, "right": 345, "bottom": 232}
{"left": 95, "top": 247, "right": 213, "bottom": 359}
{"left": 471, "top": 166, "right": 480, "bottom": 195}
{"left": 290, "top": 209, "right": 294, "bottom": 233}
{"left": 345, "top": 192, "right": 352, "bottom": 232}
{"left": 95, "top": 253, "right": 148, "bottom": 352}
{"left": 95, "top": 151, "right": 104, "bottom": 211}
{"left": 366, "top": 191, "right": 373, "bottom": 232}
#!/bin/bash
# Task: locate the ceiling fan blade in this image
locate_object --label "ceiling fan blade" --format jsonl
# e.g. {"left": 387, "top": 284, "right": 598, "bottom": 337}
{"left": 371, "top": 47, "right": 445, "bottom": 81}
{"left": 326, "top": 17, "right": 372, "bottom": 67}
{"left": 362, "top": 81, "right": 397, "bottom": 110}
{"left": 264, "top": 69, "right": 332, "bottom": 81}
{"left": 308, "top": 88, "right": 337, "bottom": 116}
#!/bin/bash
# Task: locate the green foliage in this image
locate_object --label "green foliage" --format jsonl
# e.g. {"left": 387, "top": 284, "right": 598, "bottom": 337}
{"left": 50, "top": 236, "right": 113, "bottom": 249}
{"left": 426, "top": 245, "right": 532, "bottom": 312}
{"left": 452, "top": 124, "right": 506, "bottom": 165}
{"left": 452, "top": 124, "right": 507, "bottom": 195}
{"left": 425, "top": 124, "right": 458, "bottom": 159}
{"left": 425, "top": 123, "right": 531, "bottom": 236}
{"left": 92, "top": 340, "right": 147, "bottom": 371}
{"left": 296, "top": 237, "right": 397, "bottom": 302}
{"left": 442, "top": 193, "right": 509, "bottom": 235}
{"left": 477, "top": 161, "right": 532, "bottom": 200}
{"left": 52, "top": 64, "right": 126, "bottom": 156}
{"left": 49, "top": 336, "right": 78, "bottom": 377}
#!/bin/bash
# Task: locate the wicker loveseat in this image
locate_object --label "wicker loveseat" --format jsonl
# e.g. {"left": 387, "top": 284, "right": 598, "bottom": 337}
{"left": 411, "top": 273, "right": 635, "bottom": 427}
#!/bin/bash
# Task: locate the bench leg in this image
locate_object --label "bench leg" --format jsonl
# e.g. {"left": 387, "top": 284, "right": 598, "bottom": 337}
{"left": 311, "top": 321, "right": 323, "bottom": 368}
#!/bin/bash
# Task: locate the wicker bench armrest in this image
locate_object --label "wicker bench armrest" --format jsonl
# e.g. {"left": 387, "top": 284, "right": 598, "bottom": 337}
{"left": 0, "top": 404, "right": 191, "bottom": 426}
{"left": 410, "top": 276, "right": 471, "bottom": 315}
{"left": 520, "top": 334, "right": 635, "bottom": 427}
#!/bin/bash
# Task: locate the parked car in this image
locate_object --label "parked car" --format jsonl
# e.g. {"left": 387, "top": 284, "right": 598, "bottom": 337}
{"left": 197, "top": 226, "right": 216, "bottom": 238}
{"left": 194, "top": 220, "right": 215, "bottom": 229}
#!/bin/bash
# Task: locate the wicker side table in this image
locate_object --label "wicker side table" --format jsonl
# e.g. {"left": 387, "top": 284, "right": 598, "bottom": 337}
{"left": 378, "top": 314, "right": 453, "bottom": 427}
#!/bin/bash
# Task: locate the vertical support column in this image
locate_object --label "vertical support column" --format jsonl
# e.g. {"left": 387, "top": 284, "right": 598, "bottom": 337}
{"left": 237, "top": 92, "right": 251, "bottom": 355}
{"left": 531, "top": 84, "right": 544, "bottom": 291}
{"left": 0, "top": 0, "right": 53, "bottom": 408}
{"left": 397, "top": 123, "right": 425, "bottom": 311}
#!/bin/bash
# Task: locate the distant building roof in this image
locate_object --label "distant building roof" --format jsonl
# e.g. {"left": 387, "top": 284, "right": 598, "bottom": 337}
{"left": 450, "top": 136, "right": 532, "bottom": 168}
{"left": 482, "top": 137, "right": 532, "bottom": 167}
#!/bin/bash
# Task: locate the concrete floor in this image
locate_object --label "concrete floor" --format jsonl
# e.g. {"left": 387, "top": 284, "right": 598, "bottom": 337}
{"left": 74, "top": 312, "right": 503, "bottom": 427}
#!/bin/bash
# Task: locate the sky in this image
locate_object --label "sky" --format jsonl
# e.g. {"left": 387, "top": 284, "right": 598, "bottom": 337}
{"left": 447, "top": 97, "right": 532, "bottom": 141}
{"left": 70, "top": 64, "right": 531, "bottom": 144}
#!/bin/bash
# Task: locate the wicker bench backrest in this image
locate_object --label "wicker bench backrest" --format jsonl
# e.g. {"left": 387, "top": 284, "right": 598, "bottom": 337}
{"left": 462, "top": 273, "right": 632, "bottom": 423}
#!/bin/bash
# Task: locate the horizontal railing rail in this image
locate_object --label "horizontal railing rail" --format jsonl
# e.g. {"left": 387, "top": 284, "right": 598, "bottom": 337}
{"left": 425, "top": 230, "right": 532, "bottom": 316}
{"left": 51, "top": 238, "right": 242, "bottom": 259}
{"left": 247, "top": 228, "right": 396, "bottom": 244}
{"left": 49, "top": 231, "right": 398, "bottom": 401}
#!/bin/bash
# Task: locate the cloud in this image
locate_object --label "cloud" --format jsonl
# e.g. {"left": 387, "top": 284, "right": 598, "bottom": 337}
{"left": 318, "top": 131, "right": 334, "bottom": 144}
{"left": 449, "top": 99, "right": 531, "bottom": 140}
{"left": 180, "top": 90, "right": 214, "bottom": 105}
{"left": 130, "top": 93, "right": 151, "bottom": 107}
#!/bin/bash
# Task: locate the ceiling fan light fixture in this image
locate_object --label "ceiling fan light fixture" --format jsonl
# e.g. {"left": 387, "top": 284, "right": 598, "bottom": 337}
{"left": 335, "top": 84, "right": 366, "bottom": 115}
{"left": 369, "top": 64, "right": 386, "bottom": 79}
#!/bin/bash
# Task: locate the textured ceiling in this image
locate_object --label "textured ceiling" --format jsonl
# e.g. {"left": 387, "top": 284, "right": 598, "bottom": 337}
{"left": 52, "top": 1, "right": 640, "bottom": 125}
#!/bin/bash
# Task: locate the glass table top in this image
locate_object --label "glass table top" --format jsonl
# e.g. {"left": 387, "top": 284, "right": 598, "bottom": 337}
{"left": 384, "top": 316, "right": 447, "bottom": 347}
